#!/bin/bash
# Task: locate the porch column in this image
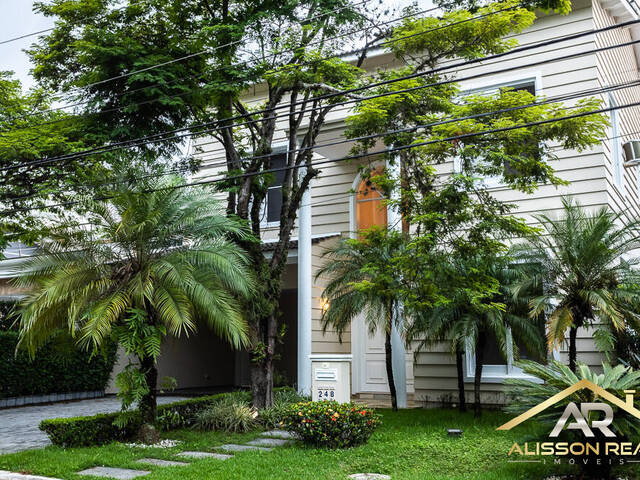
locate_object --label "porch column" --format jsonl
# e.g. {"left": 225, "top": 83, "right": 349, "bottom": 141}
{"left": 388, "top": 157, "right": 407, "bottom": 408}
{"left": 297, "top": 180, "right": 312, "bottom": 396}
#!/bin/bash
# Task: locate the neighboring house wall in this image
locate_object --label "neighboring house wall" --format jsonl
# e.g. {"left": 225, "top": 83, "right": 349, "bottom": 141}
{"left": 594, "top": 0, "right": 640, "bottom": 217}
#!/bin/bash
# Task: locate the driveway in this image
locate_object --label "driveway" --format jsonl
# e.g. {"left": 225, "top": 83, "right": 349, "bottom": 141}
{"left": 0, "top": 396, "right": 186, "bottom": 454}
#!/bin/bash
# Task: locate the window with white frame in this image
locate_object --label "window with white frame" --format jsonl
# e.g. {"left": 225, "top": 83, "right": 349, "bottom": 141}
{"left": 265, "top": 152, "right": 287, "bottom": 224}
{"left": 454, "top": 80, "right": 537, "bottom": 188}
{"left": 465, "top": 322, "right": 546, "bottom": 382}
{"left": 464, "top": 259, "right": 546, "bottom": 381}
{"left": 609, "top": 93, "right": 625, "bottom": 191}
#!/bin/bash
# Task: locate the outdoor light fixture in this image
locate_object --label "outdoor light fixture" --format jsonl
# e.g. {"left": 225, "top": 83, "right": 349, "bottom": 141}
{"left": 447, "top": 429, "right": 463, "bottom": 437}
{"left": 321, "top": 298, "right": 330, "bottom": 315}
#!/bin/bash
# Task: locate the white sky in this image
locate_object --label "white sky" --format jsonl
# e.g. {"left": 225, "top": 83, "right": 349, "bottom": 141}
{"left": 0, "top": 0, "right": 423, "bottom": 92}
{"left": 0, "top": 0, "right": 55, "bottom": 90}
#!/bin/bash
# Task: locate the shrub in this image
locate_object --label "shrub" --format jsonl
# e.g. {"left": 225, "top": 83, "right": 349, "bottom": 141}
{"left": 283, "top": 401, "right": 380, "bottom": 448}
{"left": 0, "top": 330, "right": 117, "bottom": 399}
{"left": 195, "top": 397, "right": 258, "bottom": 432}
{"left": 39, "top": 413, "right": 142, "bottom": 447}
{"left": 259, "top": 387, "right": 309, "bottom": 429}
{"left": 40, "top": 391, "right": 250, "bottom": 447}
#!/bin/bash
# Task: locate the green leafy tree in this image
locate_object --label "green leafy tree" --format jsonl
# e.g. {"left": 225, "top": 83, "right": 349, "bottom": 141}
{"left": 512, "top": 197, "right": 640, "bottom": 373}
{"left": 346, "top": 0, "right": 607, "bottom": 294}
{"left": 201, "top": 0, "right": 381, "bottom": 408}
{"left": 410, "top": 254, "right": 543, "bottom": 416}
{"left": 27, "top": 0, "right": 385, "bottom": 409}
{"left": 14, "top": 181, "right": 254, "bottom": 439}
{"left": 435, "top": 0, "right": 570, "bottom": 13}
{"left": 317, "top": 228, "right": 409, "bottom": 410}
{"left": 0, "top": 72, "right": 90, "bottom": 249}
{"left": 3, "top": 0, "right": 208, "bottom": 253}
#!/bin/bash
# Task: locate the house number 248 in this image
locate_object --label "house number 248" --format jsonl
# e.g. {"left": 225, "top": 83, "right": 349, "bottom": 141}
{"left": 317, "top": 389, "right": 335, "bottom": 400}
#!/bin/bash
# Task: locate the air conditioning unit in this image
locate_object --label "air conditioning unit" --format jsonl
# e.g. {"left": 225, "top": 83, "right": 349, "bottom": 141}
{"left": 623, "top": 140, "right": 640, "bottom": 167}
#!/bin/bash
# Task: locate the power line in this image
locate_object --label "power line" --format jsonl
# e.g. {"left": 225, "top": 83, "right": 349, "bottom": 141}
{"left": 12, "top": 75, "right": 632, "bottom": 206}
{"left": 5, "top": 21, "right": 637, "bottom": 173}
{"left": 6, "top": 2, "right": 489, "bottom": 127}
{"left": 0, "top": 28, "right": 54, "bottom": 46}
{"left": 0, "top": 4, "right": 132, "bottom": 46}
{"left": 3, "top": 96, "right": 638, "bottom": 216}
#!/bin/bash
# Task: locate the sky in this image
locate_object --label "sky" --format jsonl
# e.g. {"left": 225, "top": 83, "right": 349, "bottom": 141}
{"left": 0, "top": 0, "right": 55, "bottom": 90}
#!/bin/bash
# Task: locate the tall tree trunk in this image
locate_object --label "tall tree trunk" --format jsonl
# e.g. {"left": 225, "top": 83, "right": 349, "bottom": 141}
{"left": 474, "top": 331, "right": 486, "bottom": 418}
{"left": 385, "top": 311, "right": 398, "bottom": 411}
{"left": 569, "top": 325, "right": 578, "bottom": 373}
{"left": 135, "top": 354, "right": 160, "bottom": 444}
{"left": 139, "top": 355, "right": 158, "bottom": 425}
{"left": 250, "top": 311, "right": 277, "bottom": 409}
{"left": 455, "top": 345, "right": 466, "bottom": 413}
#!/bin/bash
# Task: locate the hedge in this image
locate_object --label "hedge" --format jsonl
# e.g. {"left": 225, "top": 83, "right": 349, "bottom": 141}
{"left": 39, "top": 390, "right": 262, "bottom": 447}
{"left": 0, "top": 331, "right": 117, "bottom": 399}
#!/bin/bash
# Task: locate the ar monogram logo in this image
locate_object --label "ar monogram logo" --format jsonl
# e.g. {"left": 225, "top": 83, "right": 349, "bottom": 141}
{"left": 549, "top": 402, "right": 615, "bottom": 438}
{"left": 497, "top": 379, "right": 640, "bottom": 435}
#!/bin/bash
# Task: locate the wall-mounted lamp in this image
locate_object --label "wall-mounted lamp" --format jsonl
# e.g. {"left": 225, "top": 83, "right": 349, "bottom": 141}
{"left": 321, "top": 298, "right": 330, "bottom": 315}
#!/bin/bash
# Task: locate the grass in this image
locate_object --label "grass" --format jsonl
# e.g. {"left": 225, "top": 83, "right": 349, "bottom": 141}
{"left": 1, "top": 408, "right": 638, "bottom": 479}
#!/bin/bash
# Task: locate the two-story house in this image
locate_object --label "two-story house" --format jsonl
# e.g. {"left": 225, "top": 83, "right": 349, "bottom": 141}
{"left": 2, "top": 0, "right": 639, "bottom": 407}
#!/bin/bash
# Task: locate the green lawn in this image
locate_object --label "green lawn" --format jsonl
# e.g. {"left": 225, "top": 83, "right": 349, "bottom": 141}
{"left": 0, "top": 408, "right": 636, "bottom": 479}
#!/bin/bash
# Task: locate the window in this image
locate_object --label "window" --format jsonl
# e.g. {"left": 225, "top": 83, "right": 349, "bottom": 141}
{"left": 454, "top": 80, "right": 537, "bottom": 188}
{"left": 355, "top": 172, "right": 387, "bottom": 236}
{"left": 465, "top": 269, "right": 546, "bottom": 382}
{"left": 609, "top": 93, "right": 624, "bottom": 191}
{"left": 266, "top": 153, "right": 286, "bottom": 224}
{"left": 466, "top": 327, "right": 545, "bottom": 382}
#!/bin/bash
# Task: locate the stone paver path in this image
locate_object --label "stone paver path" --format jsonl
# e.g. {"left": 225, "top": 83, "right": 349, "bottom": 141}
{"left": 0, "top": 472, "right": 61, "bottom": 480}
{"left": 216, "top": 444, "right": 271, "bottom": 453}
{"left": 261, "top": 429, "right": 294, "bottom": 439}
{"left": 135, "top": 459, "right": 189, "bottom": 467}
{"left": 0, "top": 396, "right": 186, "bottom": 454}
{"left": 1, "top": 427, "right": 301, "bottom": 479}
{"left": 77, "top": 467, "right": 150, "bottom": 479}
{"left": 246, "top": 438, "right": 291, "bottom": 447}
{"left": 176, "top": 452, "right": 233, "bottom": 460}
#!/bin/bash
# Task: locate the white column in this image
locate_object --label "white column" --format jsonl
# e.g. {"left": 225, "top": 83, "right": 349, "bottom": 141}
{"left": 297, "top": 181, "right": 312, "bottom": 396}
{"left": 387, "top": 158, "right": 407, "bottom": 408}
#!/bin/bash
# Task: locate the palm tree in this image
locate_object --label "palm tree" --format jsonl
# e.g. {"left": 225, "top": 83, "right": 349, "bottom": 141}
{"left": 316, "top": 228, "right": 407, "bottom": 410}
{"left": 13, "top": 181, "right": 254, "bottom": 438}
{"left": 411, "top": 255, "right": 543, "bottom": 416}
{"left": 512, "top": 197, "right": 640, "bottom": 373}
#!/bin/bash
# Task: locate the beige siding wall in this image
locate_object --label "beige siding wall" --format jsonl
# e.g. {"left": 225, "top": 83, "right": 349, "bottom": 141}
{"left": 312, "top": 238, "right": 350, "bottom": 354}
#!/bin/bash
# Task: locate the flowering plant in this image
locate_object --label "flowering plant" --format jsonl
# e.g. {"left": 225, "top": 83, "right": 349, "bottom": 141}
{"left": 283, "top": 401, "right": 380, "bottom": 448}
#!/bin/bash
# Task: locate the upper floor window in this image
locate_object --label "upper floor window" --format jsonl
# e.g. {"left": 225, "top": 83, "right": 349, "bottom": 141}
{"left": 609, "top": 93, "right": 624, "bottom": 192}
{"left": 356, "top": 173, "right": 387, "bottom": 236}
{"left": 266, "top": 153, "right": 286, "bottom": 224}
{"left": 454, "top": 80, "right": 537, "bottom": 188}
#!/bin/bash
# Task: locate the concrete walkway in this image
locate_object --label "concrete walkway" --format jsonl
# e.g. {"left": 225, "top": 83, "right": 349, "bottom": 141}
{"left": 0, "top": 396, "right": 186, "bottom": 454}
